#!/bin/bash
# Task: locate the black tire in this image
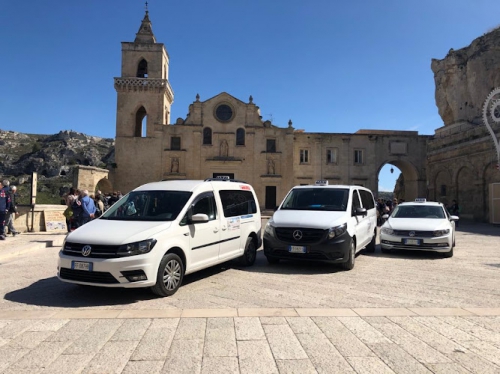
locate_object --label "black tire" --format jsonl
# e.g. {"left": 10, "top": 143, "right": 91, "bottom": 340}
{"left": 266, "top": 255, "right": 280, "bottom": 264}
{"left": 151, "top": 253, "right": 184, "bottom": 297}
{"left": 240, "top": 237, "right": 257, "bottom": 266}
{"left": 365, "top": 230, "right": 376, "bottom": 253}
{"left": 443, "top": 247, "right": 454, "bottom": 258}
{"left": 341, "top": 239, "right": 355, "bottom": 270}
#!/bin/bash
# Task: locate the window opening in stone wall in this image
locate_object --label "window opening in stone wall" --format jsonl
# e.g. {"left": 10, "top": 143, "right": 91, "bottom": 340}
{"left": 137, "top": 59, "right": 148, "bottom": 78}
{"left": 327, "top": 148, "right": 338, "bottom": 164}
{"left": 236, "top": 128, "right": 245, "bottom": 146}
{"left": 203, "top": 127, "right": 212, "bottom": 145}
{"left": 354, "top": 150, "right": 364, "bottom": 164}
{"left": 171, "top": 136, "right": 181, "bottom": 150}
{"left": 266, "top": 139, "right": 276, "bottom": 152}
{"left": 135, "top": 107, "right": 147, "bottom": 137}
{"left": 300, "top": 149, "right": 309, "bottom": 163}
{"left": 440, "top": 184, "right": 447, "bottom": 196}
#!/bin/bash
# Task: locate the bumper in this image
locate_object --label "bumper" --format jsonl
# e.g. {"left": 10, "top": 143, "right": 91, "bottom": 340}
{"left": 57, "top": 252, "right": 158, "bottom": 288}
{"left": 263, "top": 232, "right": 351, "bottom": 263}
{"left": 380, "top": 235, "right": 452, "bottom": 252}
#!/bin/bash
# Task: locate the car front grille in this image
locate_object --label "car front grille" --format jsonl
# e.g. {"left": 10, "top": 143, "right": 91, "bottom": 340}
{"left": 382, "top": 240, "right": 449, "bottom": 249}
{"left": 272, "top": 249, "right": 334, "bottom": 260}
{"left": 63, "top": 242, "right": 123, "bottom": 259}
{"left": 275, "top": 228, "right": 327, "bottom": 244}
{"left": 392, "top": 230, "right": 434, "bottom": 238}
{"left": 59, "top": 268, "right": 119, "bottom": 284}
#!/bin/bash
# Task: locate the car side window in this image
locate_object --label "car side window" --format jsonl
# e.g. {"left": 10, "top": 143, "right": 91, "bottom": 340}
{"left": 352, "top": 190, "right": 361, "bottom": 215}
{"left": 359, "top": 190, "right": 375, "bottom": 210}
{"left": 219, "top": 190, "right": 257, "bottom": 217}
{"left": 180, "top": 193, "right": 217, "bottom": 225}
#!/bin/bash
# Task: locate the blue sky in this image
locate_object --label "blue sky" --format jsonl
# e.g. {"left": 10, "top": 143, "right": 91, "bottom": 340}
{"left": 1, "top": 0, "right": 498, "bottom": 191}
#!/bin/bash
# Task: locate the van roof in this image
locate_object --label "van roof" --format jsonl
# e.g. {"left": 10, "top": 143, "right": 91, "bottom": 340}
{"left": 133, "top": 179, "right": 253, "bottom": 193}
{"left": 293, "top": 184, "right": 369, "bottom": 190}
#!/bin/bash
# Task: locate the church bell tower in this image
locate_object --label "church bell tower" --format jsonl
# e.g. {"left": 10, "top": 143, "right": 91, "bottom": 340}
{"left": 113, "top": 7, "right": 174, "bottom": 192}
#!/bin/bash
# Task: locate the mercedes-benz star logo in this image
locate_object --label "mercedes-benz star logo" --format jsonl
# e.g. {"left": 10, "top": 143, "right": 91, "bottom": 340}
{"left": 292, "top": 230, "right": 303, "bottom": 241}
{"left": 409, "top": 231, "right": 415, "bottom": 237}
{"left": 82, "top": 245, "right": 92, "bottom": 257}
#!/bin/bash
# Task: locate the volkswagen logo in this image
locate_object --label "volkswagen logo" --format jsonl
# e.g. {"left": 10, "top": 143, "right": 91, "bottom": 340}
{"left": 292, "top": 230, "right": 303, "bottom": 241}
{"left": 82, "top": 245, "right": 92, "bottom": 257}
{"left": 409, "top": 231, "right": 415, "bottom": 237}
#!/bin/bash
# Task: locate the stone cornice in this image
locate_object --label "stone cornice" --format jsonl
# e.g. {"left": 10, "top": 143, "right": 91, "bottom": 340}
{"left": 114, "top": 77, "right": 174, "bottom": 102}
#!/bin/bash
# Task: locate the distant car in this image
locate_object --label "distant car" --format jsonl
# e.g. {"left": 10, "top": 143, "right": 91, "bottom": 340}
{"left": 380, "top": 198, "right": 458, "bottom": 258}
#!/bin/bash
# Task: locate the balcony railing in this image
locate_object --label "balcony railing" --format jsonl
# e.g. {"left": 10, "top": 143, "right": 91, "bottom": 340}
{"left": 114, "top": 77, "right": 174, "bottom": 99}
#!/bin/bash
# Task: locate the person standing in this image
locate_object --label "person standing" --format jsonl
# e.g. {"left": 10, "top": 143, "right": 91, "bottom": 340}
{"left": 450, "top": 199, "right": 460, "bottom": 227}
{"left": 0, "top": 180, "right": 11, "bottom": 240}
{"left": 5, "top": 185, "right": 19, "bottom": 236}
{"left": 79, "top": 190, "right": 96, "bottom": 226}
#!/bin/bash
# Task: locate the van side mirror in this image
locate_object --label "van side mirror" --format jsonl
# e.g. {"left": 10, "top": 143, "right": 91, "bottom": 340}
{"left": 450, "top": 215, "right": 459, "bottom": 221}
{"left": 189, "top": 213, "right": 209, "bottom": 224}
{"left": 354, "top": 207, "right": 367, "bottom": 217}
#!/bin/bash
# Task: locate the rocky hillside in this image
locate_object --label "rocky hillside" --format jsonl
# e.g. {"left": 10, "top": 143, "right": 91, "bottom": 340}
{"left": 431, "top": 26, "right": 500, "bottom": 126}
{"left": 0, "top": 130, "right": 115, "bottom": 204}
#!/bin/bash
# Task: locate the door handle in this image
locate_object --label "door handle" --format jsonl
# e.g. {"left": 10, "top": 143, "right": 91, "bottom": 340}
{"left": 221, "top": 225, "right": 227, "bottom": 231}
{"left": 213, "top": 228, "right": 219, "bottom": 233}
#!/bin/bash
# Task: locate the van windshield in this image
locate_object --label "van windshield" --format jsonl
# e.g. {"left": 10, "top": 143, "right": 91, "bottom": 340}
{"left": 280, "top": 188, "right": 349, "bottom": 211}
{"left": 100, "top": 190, "right": 192, "bottom": 221}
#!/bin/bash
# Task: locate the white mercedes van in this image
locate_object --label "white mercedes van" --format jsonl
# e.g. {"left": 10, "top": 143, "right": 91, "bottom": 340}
{"left": 57, "top": 177, "right": 262, "bottom": 296}
{"left": 263, "top": 181, "right": 377, "bottom": 270}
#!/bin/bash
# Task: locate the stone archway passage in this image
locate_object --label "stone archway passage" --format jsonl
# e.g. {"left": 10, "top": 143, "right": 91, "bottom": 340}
{"left": 377, "top": 160, "right": 422, "bottom": 201}
{"left": 96, "top": 178, "right": 113, "bottom": 194}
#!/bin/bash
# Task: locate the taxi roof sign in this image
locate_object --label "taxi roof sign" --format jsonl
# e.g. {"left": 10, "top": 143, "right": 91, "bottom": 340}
{"left": 315, "top": 180, "right": 329, "bottom": 186}
{"left": 414, "top": 198, "right": 427, "bottom": 203}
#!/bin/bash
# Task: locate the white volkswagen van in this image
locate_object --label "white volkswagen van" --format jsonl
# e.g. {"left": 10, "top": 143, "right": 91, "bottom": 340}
{"left": 57, "top": 177, "right": 262, "bottom": 296}
{"left": 263, "top": 181, "right": 377, "bottom": 270}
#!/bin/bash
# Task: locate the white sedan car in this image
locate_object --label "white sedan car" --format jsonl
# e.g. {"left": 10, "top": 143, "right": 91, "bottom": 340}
{"left": 380, "top": 200, "right": 458, "bottom": 258}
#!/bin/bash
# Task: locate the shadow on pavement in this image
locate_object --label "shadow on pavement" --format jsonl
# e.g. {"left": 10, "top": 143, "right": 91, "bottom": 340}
{"left": 4, "top": 265, "right": 233, "bottom": 308}
{"left": 456, "top": 222, "right": 500, "bottom": 237}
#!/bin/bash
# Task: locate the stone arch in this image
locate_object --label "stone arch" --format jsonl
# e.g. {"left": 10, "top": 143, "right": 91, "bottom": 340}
{"left": 483, "top": 161, "right": 500, "bottom": 222}
{"left": 456, "top": 166, "right": 475, "bottom": 217}
{"left": 95, "top": 178, "right": 113, "bottom": 195}
{"left": 135, "top": 106, "right": 147, "bottom": 137}
{"left": 433, "top": 169, "right": 453, "bottom": 206}
{"left": 376, "top": 159, "right": 421, "bottom": 201}
{"left": 136, "top": 58, "right": 148, "bottom": 77}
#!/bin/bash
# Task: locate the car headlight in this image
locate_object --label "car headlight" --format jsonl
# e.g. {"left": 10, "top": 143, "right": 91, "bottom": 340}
{"left": 381, "top": 227, "right": 394, "bottom": 235}
{"left": 328, "top": 223, "right": 347, "bottom": 239}
{"left": 265, "top": 219, "right": 275, "bottom": 235}
{"left": 433, "top": 229, "right": 450, "bottom": 237}
{"left": 117, "top": 239, "right": 157, "bottom": 256}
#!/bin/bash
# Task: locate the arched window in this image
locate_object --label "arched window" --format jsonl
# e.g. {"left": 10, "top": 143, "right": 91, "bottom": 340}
{"left": 137, "top": 59, "right": 148, "bottom": 78}
{"left": 236, "top": 128, "right": 245, "bottom": 146}
{"left": 203, "top": 127, "right": 212, "bottom": 145}
{"left": 135, "top": 106, "right": 147, "bottom": 137}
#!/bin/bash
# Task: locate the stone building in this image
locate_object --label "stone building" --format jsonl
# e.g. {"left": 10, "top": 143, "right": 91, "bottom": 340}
{"left": 111, "top": 10, "right": 430, "bottom": 210}
{"left": 427, "top": 28, "right": 500, "bottom": 223}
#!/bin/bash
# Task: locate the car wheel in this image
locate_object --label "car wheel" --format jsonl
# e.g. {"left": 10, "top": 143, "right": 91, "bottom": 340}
{"left": 341, "top": 239, "right": 355, "bottom": 270}
{"left": 151, "top": 253, "right": 184, "bottom": 297}
{"left": 240, "top": 237, "right": 257, "bottom": 266}
{"left": 266, "top": 255, "right": 280, "bottom": 264}
{"left": 365, "top": 229, "right": 376, "bottom": 253}
{"left": 443, "top": 247, "right": 454, "bottom": 258}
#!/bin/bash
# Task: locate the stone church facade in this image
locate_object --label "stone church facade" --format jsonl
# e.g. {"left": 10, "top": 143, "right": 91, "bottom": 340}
{"left": 111, "top": 10, "right": 500, "bottom": 222}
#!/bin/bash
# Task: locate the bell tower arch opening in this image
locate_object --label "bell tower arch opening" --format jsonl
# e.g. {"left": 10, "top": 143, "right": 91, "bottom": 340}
{"left": 377, "top": 160, "right": 420, "bottom": 201}
{"left": 137, "top": 58, "right": 148, "bottom": 77}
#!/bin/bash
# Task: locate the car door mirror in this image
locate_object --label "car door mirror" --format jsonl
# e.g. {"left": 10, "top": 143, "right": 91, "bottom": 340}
{"left": 450, "top": 215, "right": 459, "bottom": 221}
{"left": 354, "top": 207, "right": 367, "bottom": 216}
{"left": 190, "top": 213, "right": 209, "bottom": 224}
{"left": 382, "top": 214, "right": 389, "bottom": 219}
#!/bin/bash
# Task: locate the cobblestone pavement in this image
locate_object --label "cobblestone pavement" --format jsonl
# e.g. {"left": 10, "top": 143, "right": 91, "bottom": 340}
{"left": 0, "top": 223, "right": 499, "bottom": 373}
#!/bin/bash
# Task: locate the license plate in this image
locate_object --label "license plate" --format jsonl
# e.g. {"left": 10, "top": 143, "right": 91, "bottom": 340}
{"left": 288, "top": 245, "right": 307, "bottom": 253}
{"left": 72, "top": 261, "right": 93, "bottom": 271}
{"left": 403, "top": 238, "right": 421, "bottom": 246}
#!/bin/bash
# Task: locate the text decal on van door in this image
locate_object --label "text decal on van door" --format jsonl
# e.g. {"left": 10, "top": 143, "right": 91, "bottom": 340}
{"left": 227, "top": 217, "right": 241, "bottom": 230}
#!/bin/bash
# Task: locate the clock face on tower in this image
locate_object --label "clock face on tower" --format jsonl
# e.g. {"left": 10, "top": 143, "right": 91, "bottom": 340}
{"left": 215, "top": 104, "right": 234, "bottom": 122}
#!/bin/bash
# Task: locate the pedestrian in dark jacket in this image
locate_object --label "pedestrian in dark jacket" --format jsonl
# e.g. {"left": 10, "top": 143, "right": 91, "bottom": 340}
{"left": 0, "top": 180, "right": 12, "bottom": 239}
{"left": 6, "top": 185, "right": 19, "bottom": 236}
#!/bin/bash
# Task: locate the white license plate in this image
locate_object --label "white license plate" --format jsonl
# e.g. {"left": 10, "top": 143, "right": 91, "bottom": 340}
{"left": 288, "top": 246, "right": 307, "bottom": 253}
{"left": 72, "top": 261, "right": 93, "bottom": 271}
{"left": 403, "top": 239, "right": 421, "bottom": 246}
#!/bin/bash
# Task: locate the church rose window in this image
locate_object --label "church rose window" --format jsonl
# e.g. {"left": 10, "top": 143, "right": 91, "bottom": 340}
{"left": 215, "top": 104, "right": 234, "bottom": 122}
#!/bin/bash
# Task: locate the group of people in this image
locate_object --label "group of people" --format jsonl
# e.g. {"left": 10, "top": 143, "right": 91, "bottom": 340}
{"left": 376, "top": 197, "right": 405, "bottom": 226}
{"left": 63, "top": 188, "right": 123, "bottom": 231}
{"left": 0, "top": 179, "right": 20, "bottom": 240}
